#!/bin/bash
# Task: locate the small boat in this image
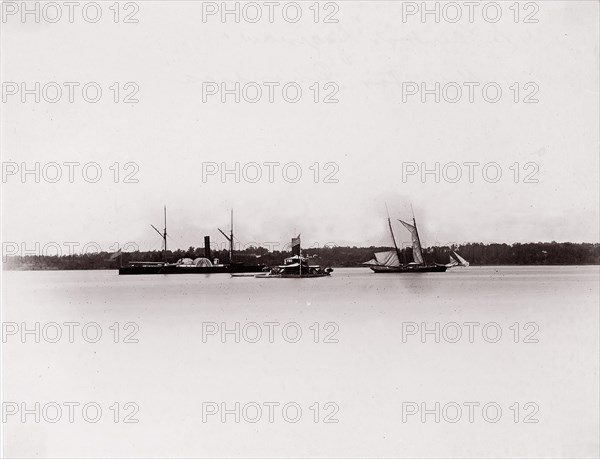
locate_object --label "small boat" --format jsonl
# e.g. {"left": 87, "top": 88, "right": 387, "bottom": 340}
{"left": 255, "top": 236, "right": 333, "bottom": 278}
{"left": 364, "top": 205, "right": 448, "bottom": 273}
{"left": 445, "top": 251, "right": 470, "bottom": 268}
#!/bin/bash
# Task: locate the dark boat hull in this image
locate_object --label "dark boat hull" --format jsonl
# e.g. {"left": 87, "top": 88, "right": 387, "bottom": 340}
{"left": 254, "top": 265, "right": 333, "bottom": 278}
{"left": 118, "top": 263, "right": 265, "bottom": 275}
{"left": 370, "top": 265, "right": 447, "bottom": 273}
{"left": 255, "top": 273, "right": 331, "bottom": 278}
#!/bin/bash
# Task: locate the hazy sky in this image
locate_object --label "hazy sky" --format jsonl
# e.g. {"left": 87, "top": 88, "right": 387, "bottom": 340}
{"left": 2, "top": 1, "right": 599, "bottom": 253}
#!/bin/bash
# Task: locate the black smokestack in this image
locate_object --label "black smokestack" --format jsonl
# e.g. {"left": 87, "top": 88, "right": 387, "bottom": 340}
{"left": 204, "top": 236, "right": 211, "bottom": 259}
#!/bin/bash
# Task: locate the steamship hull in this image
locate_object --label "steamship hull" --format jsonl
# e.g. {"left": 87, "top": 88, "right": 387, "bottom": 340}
{"left": 118, "top": 262, "right": 265, "bottom": 275}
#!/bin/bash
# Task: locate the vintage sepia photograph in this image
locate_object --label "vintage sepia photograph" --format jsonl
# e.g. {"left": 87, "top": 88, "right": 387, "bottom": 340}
{"left": 1, "top": 1, "right": 599, "bottom": 457}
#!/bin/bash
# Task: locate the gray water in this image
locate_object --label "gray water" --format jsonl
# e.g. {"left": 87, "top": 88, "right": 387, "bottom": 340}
{"left": 2, "top": 266, "right": 599, "bottom": 458}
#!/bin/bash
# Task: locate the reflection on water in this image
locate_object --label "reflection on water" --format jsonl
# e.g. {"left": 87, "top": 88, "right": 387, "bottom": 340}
{"left": 3, "top": 266, "right": 599, "bottom": 458}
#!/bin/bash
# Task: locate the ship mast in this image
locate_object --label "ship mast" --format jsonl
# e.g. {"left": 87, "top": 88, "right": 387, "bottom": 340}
{"left": 299, "top": 236, "right": 301, "bottom": 277}
{"left": 150, "top": 205, "right": 168, "bottom": 263}
{"left": 218, "top": 209, "right": 234, "bottom": 263}
{"left": 230, "top": 208, "right": 234, "bottom": 263}
{"left": 411, "top": 204, "right": 424, "bottom": 264}
{"left": 386, "top": 204, "right": 402, "bottom": 264}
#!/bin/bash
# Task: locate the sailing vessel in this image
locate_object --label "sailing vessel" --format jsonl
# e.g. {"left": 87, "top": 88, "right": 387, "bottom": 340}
{"left": 364, "top": 206, "right": 447, "bottom": 273}
{"left": 118, "top": 208, "right": 265, "bottom": 275}
{"left": 446, "top": 251, "right": 470, "bottom": 268}
{"left": 255, "top": 235, "right": 333, "bottom": 278}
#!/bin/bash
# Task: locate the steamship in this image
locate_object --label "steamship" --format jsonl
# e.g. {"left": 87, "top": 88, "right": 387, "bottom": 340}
{"left": 118, "top": 208, "right": 266, "bottom": 275}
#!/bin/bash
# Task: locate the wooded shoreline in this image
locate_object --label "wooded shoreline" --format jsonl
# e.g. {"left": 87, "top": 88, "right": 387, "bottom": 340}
{"left": 4, "top": 242, "right": 599, "bottom": 270}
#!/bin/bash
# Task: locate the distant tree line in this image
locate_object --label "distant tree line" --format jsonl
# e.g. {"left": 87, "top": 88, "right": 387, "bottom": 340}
{"left": 3, "top": 242, "right": 599, "bottom": 270}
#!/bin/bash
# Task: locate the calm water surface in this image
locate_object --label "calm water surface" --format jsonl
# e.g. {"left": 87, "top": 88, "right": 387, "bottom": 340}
{"left": 2, "top": 266, "right": 599, "bottom": 458}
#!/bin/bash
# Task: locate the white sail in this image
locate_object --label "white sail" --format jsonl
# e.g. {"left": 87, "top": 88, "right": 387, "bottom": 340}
{"left": 446, "top": 255, "right": 459, "bottom": 268}
{"left": 453, "top": 251, "right": 470, "bottom": 267}
{"left": 374, "top": 250, "right": 400, "bottom": 267}
{"left": 398, "top": 220, "right": 424, "bottom": 264}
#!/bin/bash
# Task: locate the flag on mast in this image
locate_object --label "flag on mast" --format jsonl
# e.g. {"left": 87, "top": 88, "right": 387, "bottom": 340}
{"left": 291, "top": 235, "right": 301, "bottom": 256}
